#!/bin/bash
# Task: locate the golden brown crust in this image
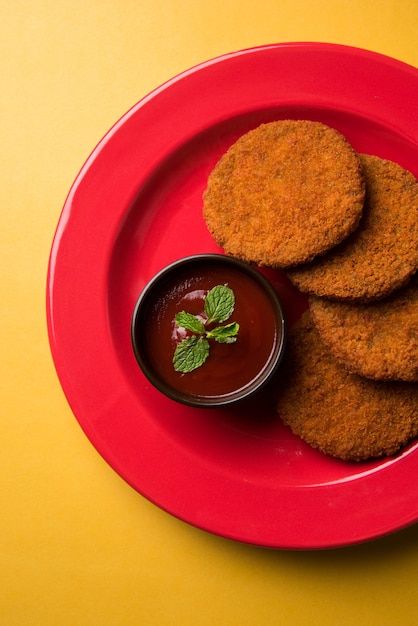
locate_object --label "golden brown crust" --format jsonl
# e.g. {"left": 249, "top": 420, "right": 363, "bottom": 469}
{"left": 309, "top": 276, "right": 418, "bottom": 382}
{"left": 286, "top": 154, "right": 418, "bottom": 301}
{"left": 275, "top": 311, "right": 418, "bottom": 461}
{"left": 202, "top": 120, "right": 365, "bottom": 268}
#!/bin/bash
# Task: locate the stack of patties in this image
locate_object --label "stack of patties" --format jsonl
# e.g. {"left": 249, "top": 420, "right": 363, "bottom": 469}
{"left": 203, "top": 120, "right": 418, "bottom": 461}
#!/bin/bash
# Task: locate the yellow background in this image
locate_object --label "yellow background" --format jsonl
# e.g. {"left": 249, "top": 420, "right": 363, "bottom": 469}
{"left": 2, "top": 1, "right": 418, "bottom": 624}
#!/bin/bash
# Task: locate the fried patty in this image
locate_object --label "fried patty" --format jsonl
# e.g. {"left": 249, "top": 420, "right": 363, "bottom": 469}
{"left": 286, "top": 154, "right": 418, "bottom": 301}
{"left": 202, "top": 120, "right": 365, "bottom": 268}
{"left": 309, "top": 275, "right": 418, "bottom": 382}
{"left": 275, "top": 311, "right": 418, "bottom": 461}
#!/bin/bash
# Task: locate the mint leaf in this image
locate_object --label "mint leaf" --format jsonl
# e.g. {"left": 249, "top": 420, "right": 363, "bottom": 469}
{"left": 204, "top": 285, "right": 235, "bottom": 324}
{"left": 206, "top": 322, "right": 239, "bottom": 343}
{"left": 172, "top": 284, "right": 239, "bottom": 374}
{"left": 173, "top": 335, "right": 210, "bottom": 373}
{"left": 175, "top": 311, "right": 205, "bottom": 334}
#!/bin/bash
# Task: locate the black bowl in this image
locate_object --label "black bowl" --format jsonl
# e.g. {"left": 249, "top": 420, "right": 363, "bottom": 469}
{"left": 131, "top": 254, "right": 286, "bottom": 407}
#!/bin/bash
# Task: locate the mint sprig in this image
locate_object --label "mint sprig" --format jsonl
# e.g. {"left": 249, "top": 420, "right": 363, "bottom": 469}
{"left": 173, "top": 285, "right": 239, "bottom": 373}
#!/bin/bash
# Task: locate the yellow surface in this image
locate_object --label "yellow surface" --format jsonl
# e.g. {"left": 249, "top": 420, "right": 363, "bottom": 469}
{"left": 2, "top": 1, "right": 418, "bottom": 624}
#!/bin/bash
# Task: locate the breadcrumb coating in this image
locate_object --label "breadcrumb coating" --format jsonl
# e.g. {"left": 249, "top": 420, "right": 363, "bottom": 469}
{"left": 275, "top": 311, "right": 418, "bottom": 461}
{"left": 203, "top": 120, "right": 365, "bottom": 268}
{"left": 287, "top": 154, "right": 418, "bottom": 301}
{"left": 309, "top": 275, "right": 418, "bottom": 382}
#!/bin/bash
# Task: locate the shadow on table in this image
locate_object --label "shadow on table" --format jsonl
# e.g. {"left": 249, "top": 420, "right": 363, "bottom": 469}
{"left": 223, "top": 520, "right": 418, "bottom": 563}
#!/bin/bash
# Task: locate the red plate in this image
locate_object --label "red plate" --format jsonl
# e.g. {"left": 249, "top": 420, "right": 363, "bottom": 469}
{"left": 47, "top": 43, "right": 418, "bottom": 549}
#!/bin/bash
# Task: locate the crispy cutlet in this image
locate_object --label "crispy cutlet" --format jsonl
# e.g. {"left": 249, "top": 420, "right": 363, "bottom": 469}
{"left": 286, "top": 154, "right": 418, "bottom": 302}
{"left": 275, "top": 311, "right": 418, "bottom": 461}
{"left": 202, "top": 120, "right": 365, "bottom": 268}
{"left": 309, "top": 275, "right": 418, "bottom": 382}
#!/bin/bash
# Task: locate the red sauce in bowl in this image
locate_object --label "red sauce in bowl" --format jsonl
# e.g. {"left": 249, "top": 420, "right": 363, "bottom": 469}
{"left": 131, "top": 255, "right": 286, "bottom": 406}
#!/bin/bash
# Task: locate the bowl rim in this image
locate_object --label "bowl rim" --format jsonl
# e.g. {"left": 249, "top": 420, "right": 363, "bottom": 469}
{"left": 130, "top": 253, "right": 287, "bottom": 407}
